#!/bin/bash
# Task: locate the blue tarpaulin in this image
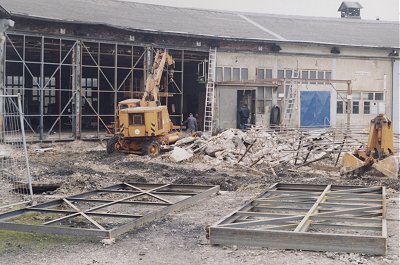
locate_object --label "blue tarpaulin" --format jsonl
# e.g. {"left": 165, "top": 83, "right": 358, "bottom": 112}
{"left": 300, "top": 91, "right": 331, "bottom": 128}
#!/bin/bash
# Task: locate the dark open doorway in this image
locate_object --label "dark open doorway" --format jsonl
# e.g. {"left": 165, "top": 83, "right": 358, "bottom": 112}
{"left": 237, "top": 90, "right": 255, "bottom": 128}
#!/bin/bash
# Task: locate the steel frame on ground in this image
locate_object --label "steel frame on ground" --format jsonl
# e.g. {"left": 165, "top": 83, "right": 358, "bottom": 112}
{"left": 209, "top": 183, "right": 387, "bottom": 255}
{"left": 0, "top": 182, "right": 219, "bottom": 238}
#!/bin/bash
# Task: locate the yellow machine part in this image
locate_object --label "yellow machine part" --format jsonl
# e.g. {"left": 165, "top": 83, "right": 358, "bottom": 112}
{"left": 372, "top": 156, "right": 399, "bottom": 178}
{"left": 341, "top": 114, "right": 399, "bottom": 178}
{"left": 119, "top": 106, "right": 172, "bottom": 138}
{"left": 340, "top": 152, "right": 366, "bottom": 176}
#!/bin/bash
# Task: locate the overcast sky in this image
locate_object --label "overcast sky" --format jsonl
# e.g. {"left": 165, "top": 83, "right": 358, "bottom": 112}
{"left": 123, "top": 0, "right": 399, "bottom": 21}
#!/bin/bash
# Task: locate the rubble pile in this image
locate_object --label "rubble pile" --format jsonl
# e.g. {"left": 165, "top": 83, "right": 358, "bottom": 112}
{"left": 169, "top": 127, "right": 364, "bottom": 175}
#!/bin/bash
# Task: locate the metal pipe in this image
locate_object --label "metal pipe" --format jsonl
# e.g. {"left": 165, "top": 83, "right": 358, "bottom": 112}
{"left": 17, "top": 93, "right": 34, "bottom": 201}
{"left": 39, "top": 36, "right": 44, "bottom": 140}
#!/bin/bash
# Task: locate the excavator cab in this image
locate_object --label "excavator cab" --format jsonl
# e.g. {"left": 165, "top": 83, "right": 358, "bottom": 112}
{"left": 107, "top": 49, "right": 181, "bottom": 156}
{"left": 341, "top": 114, "right": 399, "bottom": 178}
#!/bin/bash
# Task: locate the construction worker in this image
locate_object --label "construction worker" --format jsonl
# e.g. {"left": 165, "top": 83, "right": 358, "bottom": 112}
{"left": 183, "top": 113, "right": 198, "bottom": 135}
{"left": 239, "top": 103, "right": 250, "bottom": 130}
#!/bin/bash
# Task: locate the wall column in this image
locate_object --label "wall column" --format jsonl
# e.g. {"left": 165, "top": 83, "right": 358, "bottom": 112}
{"left": 393, "top": 59, "right": 400, "bottom": 135}
{"left": 0, "top": 19, "right": 14, "bottom": 141}
{"left": 72, "top": 41, "right": 82, "bottom": 139}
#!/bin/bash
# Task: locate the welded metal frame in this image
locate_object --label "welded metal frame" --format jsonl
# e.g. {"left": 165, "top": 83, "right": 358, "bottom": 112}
{"left": 4, "top": 33, "right": 79, "bottom": 140}
{"left": 209, "top": 183, "right": 387, "bottom": 255}
{"left": 3, "top": 32, "right": 188, "bottom": 141}
{"left": 0, "top": 182, "right": 219, "bottom": 238}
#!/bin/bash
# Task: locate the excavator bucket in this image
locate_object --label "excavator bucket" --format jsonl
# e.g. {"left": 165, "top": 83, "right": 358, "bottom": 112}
{"left": 340, "top": 152, "right": 366, "bottom": 175}
{"left": 372, "top": 156, "right": 399, "bottom": 178}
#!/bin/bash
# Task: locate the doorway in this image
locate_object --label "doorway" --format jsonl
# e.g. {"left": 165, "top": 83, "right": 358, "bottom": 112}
{"left": 237, "top": 90, "right": 256, "bottom": 128}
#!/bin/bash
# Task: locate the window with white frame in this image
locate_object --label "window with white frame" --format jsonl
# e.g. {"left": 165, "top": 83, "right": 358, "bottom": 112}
{"left": 256, "top": 87, "right": 273, "bottom": 114}
{"left": 300, "top": 70, "right": 332, "bottom": 80}
{"left": 223, "top": 67, "right": 231, "bottom": 81}
{"left": 362, "top": 92, "right": 385, "bottom": 114}
{"left": 215, "top": 67, "right": 248, "bottom": 82}
{"left": 337, "top": 91, "right": 385, "bottom": 114}
{"left": 32, "top": 77, "right": 56, "bottom": 114}
{"left": 81, "top": 78, "right": 98, "bottom": 106}
{"left": 256, "top": 68, "right": 273, "bottom": 80}
{"left": 278, "top": 69, "right": 296, "bottom": 78}
{"left": 278, "top": 69, "right": 331, "bottom": 80}
{"left": 5, "top": 76, "right": 24, "bottom": 96}
{"left": 216, "top": 67, "right": 223, "bottom": 82}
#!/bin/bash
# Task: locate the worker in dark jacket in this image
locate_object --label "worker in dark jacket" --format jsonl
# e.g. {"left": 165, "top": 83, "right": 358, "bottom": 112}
{"left": 183, "top": 113, "right": 197, "bottom": 135}
{"left": 239, "top": 103, "right": 250, "bottom": 130}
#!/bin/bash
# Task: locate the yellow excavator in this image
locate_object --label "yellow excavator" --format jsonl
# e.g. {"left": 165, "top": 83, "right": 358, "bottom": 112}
{"left": 106, "top": 50, "right": 181, "bottom": 156}
{"left": 341, "top": 114, "right": 399, "bottom": 178}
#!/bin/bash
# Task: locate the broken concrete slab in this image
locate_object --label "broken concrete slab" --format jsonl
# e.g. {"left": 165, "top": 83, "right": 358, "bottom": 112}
{"left": 169, "top": 147, "right": 193, "bottom": 162}
{"left": 175, "top": 137, "right": 196, "bottom": 147}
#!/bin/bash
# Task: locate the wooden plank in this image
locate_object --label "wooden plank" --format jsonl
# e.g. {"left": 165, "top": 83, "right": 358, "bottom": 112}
{"left": 109, "top": 185, "right": 220, "bottom": 238}
{"left": 253, "top": 200, "right": 316, "bottom": 207}
{"left": 68, "top": 198, "right": 171, "bottom": 206}
{"left": 325, "top": 198, "right": 382, "bottom": 204}
{"left": 95, "top": 189, "right": 198, "bottom": 196}
{"left": 294, "top": 185, "right": 331, "bottom": 232}
{"left": 123, "top": 183, "right": 172, "bottom": 204}
{"left": 252, "top": 206, "right": 309, "bottom": 213}
{"left": 319, "top": 202, "right": 382, "bottom": 210}
{"left": 311, "top": 206, "right": 382, "bottom": 217}
{"left": 0, "top": 222, "right": 110, "bottom": 238}
{"left": 330, "top": 187, "right": 382, "bottom": 194}
{"left": 62, "top": 199, "right": 106, "bottom": 231}
{"left": 311, "top": 216, "right": 382, "bottom": 224}
{"left": 236, "top": 212, "right": 296, "bottom": 218}
{"left": 382, "top": 187, "right": 387, "bottom": 239}
{"left": 209, "top": 227, "right": 386, "bottom": 255}
{"left": 27, "top": 208, "right": 142, "bottom": 218}
{"left": 215, "top": 183, "right": 279, "bottom": 226}
{"left": 218, "top": 215, "right": 304, "bottom": 228}
{"left": 328, "top": 193, "right": 383, "bottom": 199}
{"left": 268, "top": 190, "right": 322, "bottom": 196}
{"left": 310, "top": 223, "right": 382, "bottom": 232}
{"left": 266, "top": 223, "right": 298, "bottom": 231}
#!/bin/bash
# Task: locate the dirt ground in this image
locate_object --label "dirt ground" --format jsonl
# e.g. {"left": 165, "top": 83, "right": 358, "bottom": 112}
{"left": 0, "top": 140, "right": 399, "bottom": 265}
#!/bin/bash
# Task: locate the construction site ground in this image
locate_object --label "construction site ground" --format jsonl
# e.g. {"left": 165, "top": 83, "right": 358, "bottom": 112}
{"left": 0, "top": 140, "right": 399, "bottom": 265}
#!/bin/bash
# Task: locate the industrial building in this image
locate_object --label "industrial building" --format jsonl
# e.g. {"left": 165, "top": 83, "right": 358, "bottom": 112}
{"left": 0, "top": 0, "right": 398, "bottom": 141}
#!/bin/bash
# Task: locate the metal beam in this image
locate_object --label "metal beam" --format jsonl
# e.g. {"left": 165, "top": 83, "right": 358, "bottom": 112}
{"left": 0, "top": 182, "right": 219, "bottom": 239}
{"left": 209, "top": 183, "right": 387, "bottom": 255}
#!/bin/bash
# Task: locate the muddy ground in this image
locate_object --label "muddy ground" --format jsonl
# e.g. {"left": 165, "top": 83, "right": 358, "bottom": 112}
{"left": 0, "top": 141, "right": 399, "bottom": 265}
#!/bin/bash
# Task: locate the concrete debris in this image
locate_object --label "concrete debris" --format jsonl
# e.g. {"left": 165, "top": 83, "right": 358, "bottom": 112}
{"left": 34, "top": 147, "right": 54, "bottom": 153}
{"left": 175, "top": 137, "right": 196, "bottom": 147}
{"left": 101, "top": 238, "right": 116, "bottom": 246}
{"left": 0, "top": 145, "right": 13, "bottom": 159}
{"left": 169, "top": 147, "right": 193, "bottom": 162}
{"left": 173, "top": 127, "right": 361, "bottom": 173}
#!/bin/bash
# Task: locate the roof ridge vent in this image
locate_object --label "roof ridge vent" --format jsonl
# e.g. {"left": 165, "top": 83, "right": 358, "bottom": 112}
{"left": 338, "top": 1, "right": 363, "bottom": 19}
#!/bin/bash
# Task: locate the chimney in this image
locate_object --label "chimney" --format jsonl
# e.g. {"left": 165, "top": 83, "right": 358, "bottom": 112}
{"left": 338, "top": 1, "right": 363, "bottom": 19}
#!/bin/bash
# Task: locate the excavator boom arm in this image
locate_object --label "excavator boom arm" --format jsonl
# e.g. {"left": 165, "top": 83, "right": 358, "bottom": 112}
{"left": 142, "top": 50, "right": 174, "bottom": 102}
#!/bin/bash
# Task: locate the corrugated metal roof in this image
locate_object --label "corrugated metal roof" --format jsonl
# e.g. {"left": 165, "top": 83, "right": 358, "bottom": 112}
{"left": 0, "top": 0, "right": 398, "bottom": 48}
{"left": 0, "top": 4, "right": 10, "bottom": 19}
{"left": 338, "top": 1, "right": 363, "bottom": 11}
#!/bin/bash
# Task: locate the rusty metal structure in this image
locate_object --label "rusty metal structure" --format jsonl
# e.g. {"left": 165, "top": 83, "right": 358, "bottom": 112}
{"left": 0, "top": 182, "right": 219, "bottom": 238}
{"left": 209, "top": 183, "right": 387, "bottom": 255}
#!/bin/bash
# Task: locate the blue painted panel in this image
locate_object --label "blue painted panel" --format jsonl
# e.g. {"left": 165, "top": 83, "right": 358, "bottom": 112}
{"left": 300, "top": 91, "right": 331, "bottom": 128}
